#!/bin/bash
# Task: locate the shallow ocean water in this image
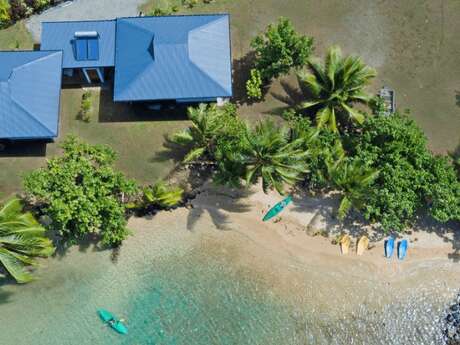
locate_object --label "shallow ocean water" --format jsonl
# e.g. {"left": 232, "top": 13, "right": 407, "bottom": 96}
{"left": 0, "top": 224, "right": 456, "bottom": 345}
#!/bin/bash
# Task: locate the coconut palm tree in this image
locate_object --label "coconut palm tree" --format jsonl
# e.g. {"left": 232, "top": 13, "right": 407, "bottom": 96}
{"left": 325, "top": 143, "right": 379, "bottom": 219}
{"left": 241, "top": 120, "right": 311, "bottom": 194}
{"left": 170, "top": 104, "right": 226, "bottom": 163}
{"left": 0, "top": 198, "right": 54, "bottom": 283}
{"left": 297, "top": 45, "right": 376, "bottom": 133}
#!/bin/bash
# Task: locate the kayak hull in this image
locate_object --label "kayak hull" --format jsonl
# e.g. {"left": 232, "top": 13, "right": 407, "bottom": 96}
{"left": 97, "top": 309, "right": 128, "bottom": 335}
{"left": 263, "top": 196, "right": 292, "bottom": 222}
{"left": 112, "top": 321, "right": 128, "bottom": 335}
{"left": 398, "top": 239, "right": 408, "bottom": 260}
{"left": 385, "top": 237, "right": 395, "bottom": 258}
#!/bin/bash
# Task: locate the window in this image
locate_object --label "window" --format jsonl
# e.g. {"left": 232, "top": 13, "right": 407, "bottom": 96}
{"left": 74, "top": 32, "right": 100, "bottom": 61}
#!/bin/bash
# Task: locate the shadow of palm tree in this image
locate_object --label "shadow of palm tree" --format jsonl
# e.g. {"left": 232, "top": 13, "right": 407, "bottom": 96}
{"left": 270, "top": 79, "right": 305, "bottom": 107}
{"left": 455, "top": 90, "right": 460, "bottom": 107}
{"left": 290, "top": 191, "right": 385, "bottom": 243}
{"left": 151, "top": 134, "right": 189, "bottom": 165}
{"left": 186, "top": 187, "right": 253, "bottom": 231}
{"left": 0, "top": 289, "right": 13, "bottom": 304}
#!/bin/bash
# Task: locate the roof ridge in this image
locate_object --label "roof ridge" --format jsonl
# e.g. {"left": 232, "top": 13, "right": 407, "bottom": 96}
{"left": 9, "top": 86, "right": 55, "bottom": 137}
{"left": 187, "top": 16, "right": 232, "bottom": 94}
{"left": 8, "top": 53, "right": 60, "bottom": 136}
{"left": 117, "top": 13, "right": 229, "bottom": 20}
{"left": 10, "top": 51, "right": 61, "bottom": 74}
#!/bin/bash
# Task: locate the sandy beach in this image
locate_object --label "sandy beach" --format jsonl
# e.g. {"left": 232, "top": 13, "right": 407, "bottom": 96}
{"left": 2, "top": 182, "right": 459, "bottom": 344}
{"left": 126, "top": 182, "right": 460, "bottom": 308}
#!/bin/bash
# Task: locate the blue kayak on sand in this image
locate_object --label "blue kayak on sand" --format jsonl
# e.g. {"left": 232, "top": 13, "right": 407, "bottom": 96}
{"left": 98, "top": 309, "right": 128, "bottom": 335}
{"left": 385, "top": 237, "right": 395, "bottom": 258}
{"left": 398, "top": 239, "right": 408, "bottom": 260}
{"left": 263, "top": 196, "right": 292, "bottom": 222}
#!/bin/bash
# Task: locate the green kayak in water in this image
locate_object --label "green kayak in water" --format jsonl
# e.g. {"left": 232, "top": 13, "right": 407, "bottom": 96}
{"left": 97, "top": 309, "right": 128, "bottom": 335}
{"left": 263, "top": 195, "right": 292, "bottom": 222}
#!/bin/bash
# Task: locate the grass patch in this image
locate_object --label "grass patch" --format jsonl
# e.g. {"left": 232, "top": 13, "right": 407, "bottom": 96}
{"left": 0, "top": 21, "right": 33, "bottom": 50}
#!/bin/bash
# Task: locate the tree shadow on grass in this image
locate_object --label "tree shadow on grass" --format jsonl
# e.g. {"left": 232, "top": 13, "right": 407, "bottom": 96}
{"left": 0, "top": 140, "right": 49, "bottom": 157}
{"left": 232, "top": 51, "right": 265, "bottom": 106}
{"left": 455, "top": 90, "right": 460, "bottom": 107}
{"left": 151, "top": 134, "right": 189, "bottom": 165}
{"left": 0, "top": 289, "right": 13, "bottom": 304}
{"left": 98, "top": 87, "right": 189, "bottom": 123}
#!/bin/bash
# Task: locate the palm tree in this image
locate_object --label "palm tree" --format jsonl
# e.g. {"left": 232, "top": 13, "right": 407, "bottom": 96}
{"left": 170, "top": 104, "right": 226, "bottom": 163}
{"left": 241, "top": 120, "right": 310, "bottom": 194}
{"left": 297, "top": 45, "right": 376, "bottom": 132}
{"left": 325, "top": 143, "right": 378, "bottom": 219}
{"left": 143, "top": 181, "right": 184, "bottom": 209}
{"left": 0, "top": 198, "right": 54, "bottom": 283}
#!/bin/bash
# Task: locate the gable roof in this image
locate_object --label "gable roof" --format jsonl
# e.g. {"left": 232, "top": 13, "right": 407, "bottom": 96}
{"left": 0, "top": 51, "right": 62, "bottom": 139}
{"left": 113, "top": 14, "right": 232, "bottom": 102}
{"left": 41, "top": 20, "right": 115, "bottom": 68}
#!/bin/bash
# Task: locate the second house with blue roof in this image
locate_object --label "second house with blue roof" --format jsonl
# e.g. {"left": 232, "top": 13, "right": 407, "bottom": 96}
{"left": 0, "top": 14, "right": 233, "bottom": 140}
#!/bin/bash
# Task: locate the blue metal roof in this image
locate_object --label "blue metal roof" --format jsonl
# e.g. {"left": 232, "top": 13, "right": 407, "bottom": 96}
{"left": 114, "top": 15, "right": 232, "bottom": 102}
{"left": 41, "top": 20, "right": 115, "bottom": 68}
{"left": 0, "top": 51, "right": 62, "bottom": 139}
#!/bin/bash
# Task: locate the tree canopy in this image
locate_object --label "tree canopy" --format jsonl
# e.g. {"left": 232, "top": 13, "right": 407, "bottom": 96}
{"left": 351, "top": 113, "right": 460, "bottom": 231}
{"left": 251, "top": 17, "right": 314, "bottom": 82}
{"left": 298, "top": 45, "right": 376, "bottom": 133}
{"left": 23, "top": 136, "right": 138, "bottom": 247}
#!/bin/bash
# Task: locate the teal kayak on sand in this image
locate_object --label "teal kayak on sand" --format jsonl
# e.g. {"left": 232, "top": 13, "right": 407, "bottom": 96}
{"left": 97, "top": 309, "right": 128, "bottom": 335}
{"left": 263, "top": 196, "right": 292, "bottom": 222}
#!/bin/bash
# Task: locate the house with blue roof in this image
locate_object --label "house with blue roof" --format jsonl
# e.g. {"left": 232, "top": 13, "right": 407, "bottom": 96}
{"left": 0, "top": 51, "right": 63, "bottom": 139}
{"left": 0, "top": 14, "right": 233, "bottom": 140}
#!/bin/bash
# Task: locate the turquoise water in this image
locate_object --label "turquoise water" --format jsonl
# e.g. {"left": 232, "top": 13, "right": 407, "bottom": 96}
{"left": 0, "top": 225, "right": 456, "bottom": 345}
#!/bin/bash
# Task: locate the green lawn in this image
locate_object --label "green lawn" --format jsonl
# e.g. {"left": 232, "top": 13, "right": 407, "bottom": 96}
{"left": 0, "top": 21, "right": 34, "bottom": 50}
{"left": 140, "top": 0, "right": 460, "bottom": 154}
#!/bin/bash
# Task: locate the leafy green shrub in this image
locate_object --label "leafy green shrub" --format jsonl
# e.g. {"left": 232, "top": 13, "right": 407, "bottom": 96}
{"left": 23, "top": 136, "right": 139, "bottom": 247}
{"left": 79, "top": 91, "right": 92, "bottom": 122}
{"left": 351, "top": 113, "right": 460, "bottom": 231}
{"left": 246, "top": 68, "right": 263, "bottom": 100}
{"left": 423, "top": 155, "right": 460, "bottom": 223}
{"left": 251, "top": 17, "right": 314, "bottom": 82}
{"left": 182, "top": 0, "right": 198, "bottom": 8}
{"left": 26, "top": 0, "right": 50, "bottom": 11}
{"left": 149, "top": 4, "right": 179, "bottom": 16}
{"left": 141, "top": 181, "right": 184, "bottom": 210}
{"left": 0, "top": 0, "right": 10, "bottom": 28}
{"left": 9, "top": 0, "right": 31, "bottom": 22}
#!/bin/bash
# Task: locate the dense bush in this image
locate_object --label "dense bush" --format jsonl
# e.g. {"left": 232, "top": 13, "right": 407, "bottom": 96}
{"left": 9, "top": 0, "right": 30, "bottom": 22}
{"left": 246, "top": 68, "right": 263, "bottom": 100}
{"left": 23, "top": 136, "right": 139, "bottom": 247}
{"left": 78, "top": 91, "right": 92, "bottom": 122}
{"left": 139, "top": 181, "right": 184, "bottom": 210}
{"left": 351, "top": 113, "right": 460, "bottom": 231}
{"left": 250, "top": 17, "right": 313, "bottom": 82}
{"left": 0, "top": 0, "right": 10, "bottom": 28}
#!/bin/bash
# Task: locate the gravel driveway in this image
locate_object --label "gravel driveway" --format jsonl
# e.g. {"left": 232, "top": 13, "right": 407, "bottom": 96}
{"left": 26, "top": 0, "right": 147, "bottom": 42}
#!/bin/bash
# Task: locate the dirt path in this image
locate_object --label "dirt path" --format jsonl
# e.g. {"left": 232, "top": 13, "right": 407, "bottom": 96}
{"left": 26, "top": 0, "right": 146, "bottom": 41}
